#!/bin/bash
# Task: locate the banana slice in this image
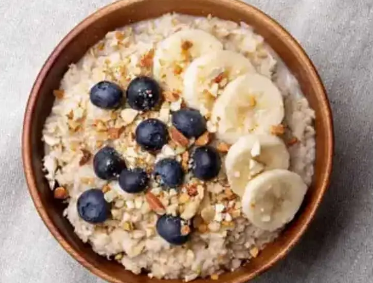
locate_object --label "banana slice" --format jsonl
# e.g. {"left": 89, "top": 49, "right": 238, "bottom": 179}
{"left": 242, "top": 169, "right": 307, "bottom": 231}
{"left": 211, "top": 73, "right": 284, "bottom": 144}
{"left": 183, "top": 50, "right": 256, "bottom": 114}
{"left": 225, "top": 134, "right": 289, "bottom": 197}
{"left": 153, "top": 29, "right": 223, "bottom": 91}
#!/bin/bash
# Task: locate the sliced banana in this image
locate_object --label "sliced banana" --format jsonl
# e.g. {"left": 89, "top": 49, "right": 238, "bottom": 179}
{"left": 183, "top": 50, "right": 256, "bottom": 114}
{"left": 153, "top": 29, "right": 223, "bottom": 91}
{"left": 211, "top": 73, "right": 285, "bottom": 144}
{"left": 225, "top": 133, "right": 289, "bottom": 197}
{"left": 242, "top": 169, "right": 307, "bottom": 231}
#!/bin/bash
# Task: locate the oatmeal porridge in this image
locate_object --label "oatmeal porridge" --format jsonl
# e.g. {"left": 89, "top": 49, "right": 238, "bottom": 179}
{"left": 42, "top": 13, "right": 315, "bottom": 281}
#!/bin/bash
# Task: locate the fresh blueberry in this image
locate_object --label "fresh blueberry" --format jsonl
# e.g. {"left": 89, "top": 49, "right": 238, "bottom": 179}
{"left": 77, "top": 189, "right": 109, "bottom": 223}
{"left": 127, "top": 76, "right": 161, "bottom": 111}
{"left": 119, "top": 168, "right": 149, "bottom": 194}
{"left": 135, "top": 119, "right": 168, "bottom": 151}
{"left": 192, "top": 146, "right": 221, "bottom": 181}
{"left": 156, "top": 214, "right": 191, "bottom": 245}
{"left": 90, "top": 81, "right": 123, "bottom": 109}
{"left": 93, "top": 146, "right": 126, "bottom": 180}
{"left": 154, "top": 158, "right": 184, "bottom": 188}
{"left": 171, "top": 108, "right": 206, "bottom": 138}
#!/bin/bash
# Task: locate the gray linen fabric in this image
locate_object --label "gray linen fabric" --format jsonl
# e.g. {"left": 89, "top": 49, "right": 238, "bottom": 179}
{"left": 0, "top": 0, "right": 372, "bottom": 282}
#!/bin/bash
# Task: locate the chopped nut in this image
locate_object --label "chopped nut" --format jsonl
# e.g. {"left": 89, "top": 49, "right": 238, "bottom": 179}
{"left": 250, "top": 246, "right": 259, "bottom": 258}
{"left": 108, "top": 127, "right": 124, "bottom": 140}
{"left": 139, "top": 49, "right": 154, "bottom": 68}
{"left": 53, "top": 89, "right": 64, "bottom": 99}
{"left": 97, "top": 42, "right": 105, "bottom": 51}
{"left": 186, "top": 184, "right": 198, "bottom": 196}
{"left": 54, "top": 187, "right": 68, "bottom": 199}
{"left": 122, "top": 221, "right": 134, "bottom": 231}
{"left": 102, "top": 184, "right": 111, "bottom": 193}
{"left": 271, "top": 124, "right": 285, "bottom": 136}
{"left": 181, "top": 151, "right": 189, "bottom": 171}
{"left": 115, "top": 31, "right": 125, "bottom": 41}
{"left": 179, "top": 193, "right": 190, "bottom": 204}
{"left": 181, "top": 40, "right": 193, "bottom": 50}
{"left": 287, "top": 137, "right": 299, "bottom": 146}
{"left": 94, "top": 120, "right": 107, "bottom": 132}
{"left": 170, "top": 127, "right": 189, "bottom": 147}
{"left": 120, "top": 109, "right": 138, "bottom": 125}
{"left": 180, "top": 225, "right": 191, "bottom": 236}
{"left": 224, "top": 187, "right": 234, "bottom": 198}
{"left": 222, "top": 220, "right": 234, "bottom": 227}
{"left": 79, "top": 149, "right": 92, "bottom": 166}
{"left": 195, "top": 131, "right": 211, "bottom": 146}
{"left": 213, "top": 72, "right": 225, "bottom": 84}
{"left": 216, "top": 142, "right": 231, "bottom": 153}
{"left": 68, "top": 120, "right": 81, "bottom": 132}
{"left": 114, "top": 253, "right": 123, "bottom": 261}
{"left": 96, "top": 140, "right": 104, "bottom": 148}
{"left": 248, "top": 95, "right": 257, "bottom": 107}
{"left": 163, "top": 90, "right": 180, "bottom": 102}
{"left": 198, "top": 223, "right": 208, "bottom": 233}
{"left": 211, "top": 274, "right": 219, "bottom": 280}
{"left": 145, "top": 192, "right": 166, "bottom": 215}
{"left": 81, "top": 177, "right": 95, "bottom": 185}
{"left": 201, "top": 206, "right": 215, "bottom": 223}
{"left": 173, "top": 65, "right": 183, "bottom": 75}
{"left": 181, "top": 200, "right": 200, "bottom": 220}
{"left": 230, "top": 209, "right": 241, "bottom": 218}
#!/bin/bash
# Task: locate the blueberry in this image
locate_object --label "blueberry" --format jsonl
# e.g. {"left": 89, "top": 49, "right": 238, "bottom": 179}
{"left": 119, "top": 168, "right": 149, "bottom": 194}
{"left": 172, "top": 108, "right": 206, "bottom": 138}
{"left": 156, "top": 214, "right": 191, "bottom": 245}
{"left": 127, "top": 76, "right": 161, "bottom": 111}
{"left": 135, "top": 119, "right": 168, "bottom": 151}
{"left": 77, "top": 189, "right": 109, "bottom": 223}
{"left": 93, "top": 146, "right": 126, "bottom": 180}
{"left": 154, "top": 158, "right": 184, "bottom": 188}
{"left": 192, "top": 146, "right": 221, "bottom": 181}
{"left": 90, "top": 81, "right": 123, "bottom": 109}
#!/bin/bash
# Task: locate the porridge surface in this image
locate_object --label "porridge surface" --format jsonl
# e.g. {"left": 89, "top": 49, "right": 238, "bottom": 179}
{"left": 43, "top": 13, "right": 315, "bottom": 281}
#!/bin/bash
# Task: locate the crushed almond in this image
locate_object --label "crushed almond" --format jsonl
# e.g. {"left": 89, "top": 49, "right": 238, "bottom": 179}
{"left": 198, "top": 223, "right": 208, "bottom": 233}
{"left": 211, "top": 274, "right": 219, "bottom": 280}
{"left": 54, "top": 187, "right": 68, "bottom": 199}
{"left": 271, "top": 124, "right": 285, "bottom": 136}
{"left": 287, "top": 137, "right": 299, "bottom": 146}
{"left": 181, "top": 40, "right": 193, "bottom": 50}
{"left": 94, "top": 120, "right": 107, "bottom": 132}
{"left": 248, "top": 95, "right": 257, "bottom": 107}
{"left": 180, "top": 225, "right": 191, "bottom": 236}
{"left": 114, "top": 253, "right": 123, "bottom": 260}
{"left": 170, "top": 127, "right": 189, "bottom": 147}
{"left": 216, "top": 142, "right": 231, "bottom": 153}
{"left": 123, "top": 221, "right": 134, "bottom": 231}
{"left": 139, "top": 49, "right": 154, "bottom": 68}
{"left": 213, "top": 72, "right": 225, "bottom": 84}
{"left": 173, "top": 65, "right": 183, "bottom": 75}
{"left": 179, "top": 193, "right": 190, "bottom": 204}
{"left": 102, "top": 184, "right": 111, "bottom": 193}
{"left": 53, "top": 89, "right": 64, "bottom": 99}
{"left": 249, "top": 246, "right": 259, "bottom": 258}
{"left": 108, "top": 127, "right": 124, "bottom": 140}
{"left": 195, "top": 131, "right": 211, "bottom": 146}
{"left": 145, "top": 192, "right": 166, "bottom": 215}
{"left": 163, "top": 90, "right": 180, "bottom": 102}
{"left": 79, "top": 149, "right": 92, "bottom": 166}
{"left": 181, "top": 151, "right": 189, "bottom": 171}
{"left": 186, "top": 184, "right": 198, "bottom": 197}
{"left": 96, "top": 42, "right": 105, "bottom": 51}
{"left": 224, "top": 187, "right": 234, "bottom": 198}
{"left": 115, "top": 31, "right": 125, "bottom": 41}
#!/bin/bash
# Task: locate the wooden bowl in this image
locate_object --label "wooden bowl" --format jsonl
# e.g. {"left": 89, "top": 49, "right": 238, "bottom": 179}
{"left": 22, "top": 0, "right": 333, "bottom": 282}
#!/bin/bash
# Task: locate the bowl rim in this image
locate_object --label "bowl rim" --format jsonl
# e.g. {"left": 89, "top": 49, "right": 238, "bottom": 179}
{"left": 22, "top": 0, "right": 334, "bottom": 282}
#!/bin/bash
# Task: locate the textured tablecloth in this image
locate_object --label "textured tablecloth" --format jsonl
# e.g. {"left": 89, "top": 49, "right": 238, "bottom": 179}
{"left": 1, "top": 0, "right": 372, "bottom": 282}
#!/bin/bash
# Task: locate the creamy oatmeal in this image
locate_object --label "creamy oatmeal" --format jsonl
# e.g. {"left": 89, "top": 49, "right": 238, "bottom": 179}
{"left": 43, "top": 13, "right": 315, "bottom": 281}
